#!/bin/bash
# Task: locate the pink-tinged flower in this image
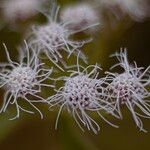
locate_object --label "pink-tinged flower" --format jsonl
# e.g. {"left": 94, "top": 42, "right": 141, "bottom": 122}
{"left": 60, "top": 3, "right": 100, "bottom": 33}
{"left": 106, "top": 49, "right": 150, "bottom": 132}
{"left": 48, "top": 54, "right": 118, "bottom": 134}
{"left": 2, "top": 0, "right": 42, "bottom": 22}
{"left": 0, "top": 41, "right": 53, "bottom": 120}
{"left": 28, "top": 3, "right": 91, "bottom": 71}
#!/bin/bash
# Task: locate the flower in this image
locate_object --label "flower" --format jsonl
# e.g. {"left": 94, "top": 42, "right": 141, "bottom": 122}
{"left": 48, "top": 53, "right": 118, "bottom": 134}
{"left": 2, "top": 0, "right": 41, "bottom": 22}
{"left": 100, "top": 0, "right": 149, "bottom": 21}
{"left": 28, "top": 3, "right": 90, "bottom": 71}
{"left": 106, "top": 49, "right": 150, "bottom": 131}
{"left": 60, "top": 3, "right": 99, "bottom": 33}
{"left": 0, "top": 41, "right": 53, "bottom": 120}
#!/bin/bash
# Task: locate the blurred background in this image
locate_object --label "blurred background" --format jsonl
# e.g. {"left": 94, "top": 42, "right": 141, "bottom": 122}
{"left": 0, "top": 0, "right": 150, "bottom": 150}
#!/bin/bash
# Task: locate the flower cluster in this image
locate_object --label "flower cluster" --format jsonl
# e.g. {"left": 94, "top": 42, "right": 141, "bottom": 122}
{"left": 0, "top": 0, "right": 150, "bottom": 134}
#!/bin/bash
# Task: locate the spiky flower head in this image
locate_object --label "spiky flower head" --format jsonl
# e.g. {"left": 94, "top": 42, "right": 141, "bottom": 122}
{"left": 2, "top": 0, "right": 41, "bottom": 22}
{"left": 0, "top": 41, "right": 53, "bottom": 120}
{"left": 106, "top": 49, "right": 150, "bottom": 131}
{"left": 60, "top": 2, "right": 99, "bottom": 33}
{"left": 28, "top": 3, "right": 89, "bottom": 71}
{"left": 48, "top": 54, "right": 118, "bottom": 133}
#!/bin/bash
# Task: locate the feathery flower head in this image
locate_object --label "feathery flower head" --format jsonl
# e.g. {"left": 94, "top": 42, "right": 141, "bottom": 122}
{"left": 0, "top": 41, "right": 53, "bottom": 120}
{"left": 2, "top": 0, "right": 41, "bottom": 22}
{"left": 60, "top": 2, "right": 99, "bottom": 33}
{"left": 28, "top": 3, "right": 90, "bottom": 71}
{"left": 31, "top": 21, "right": 70, "bottom": 55}
{"left": 64, "top": 75, "right": 101, "bottom": 109}
{"left": 106, "top": 49, "right": 150, "bottom": 131}
{"left": 5, "top": 66, "right": 37, "bottom": 95}
{"left": 34, "top": 22, "right": 68, "bottom": 49}
{"left": 48, "top": 54, "right": 118, "bottom": 133}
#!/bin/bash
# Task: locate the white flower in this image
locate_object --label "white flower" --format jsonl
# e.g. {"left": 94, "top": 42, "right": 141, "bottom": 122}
{"left": 106, "top": 49, "right": 150, "bottom": 131}
{"left": 60, "top": 3, "right": 99, "bottom": 33}
{"left": 100, "top": 0, "right": 149, "bottom": 21}
{"left": 2, "top": 0, "right": 41, "bottom": 22}
{"left": 48, "top": 54, "right": 118, "bottom": 134}
{"left": 0, "top": 41, "right": 53, "bottom": 120}
{"left": 28, "top": 3, "right": 90, "bottom": 71}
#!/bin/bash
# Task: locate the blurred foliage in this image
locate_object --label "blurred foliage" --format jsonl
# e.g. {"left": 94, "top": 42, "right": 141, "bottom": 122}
{"left": 0, "top": 0, "right": 150, "bottom": 150}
